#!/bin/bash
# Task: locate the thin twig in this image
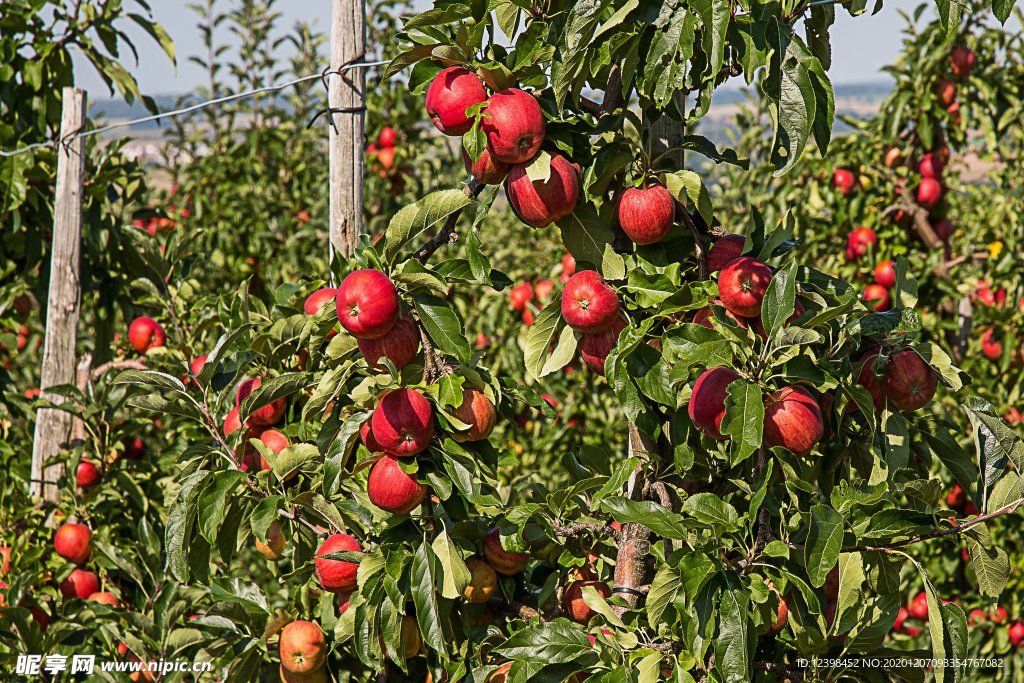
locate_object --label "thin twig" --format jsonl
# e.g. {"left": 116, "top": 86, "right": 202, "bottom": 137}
{"left": 413, "top": 181, "right": 484, "bottom": 263}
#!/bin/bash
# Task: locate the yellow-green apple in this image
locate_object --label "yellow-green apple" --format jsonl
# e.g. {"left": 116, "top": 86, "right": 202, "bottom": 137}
{"left": 255, "top": 519, "right": 286, "bottom": 561}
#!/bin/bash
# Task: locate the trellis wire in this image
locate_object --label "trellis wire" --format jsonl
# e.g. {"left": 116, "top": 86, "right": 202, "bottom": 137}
{"left": 0, "top": 59, "right": 389, "bottom": 158}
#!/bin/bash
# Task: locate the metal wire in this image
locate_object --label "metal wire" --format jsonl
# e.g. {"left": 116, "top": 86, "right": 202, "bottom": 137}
{"left": 0, "top": 59, "right": 389, "bottom": 158}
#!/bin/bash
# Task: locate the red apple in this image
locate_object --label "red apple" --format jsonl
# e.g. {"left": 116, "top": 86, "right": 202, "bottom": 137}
{"left": 87, "top": 591, "right": 120, "bottom": 608}
{"left": 981, "top": 328, "right": 1002, "bottom": 360}
{"left": 718, "top": 257, "right": 773, "bottom": 317}
{"left": 377, "top": 126, "right": 397, "bottom": 148}
{"left": 845, "top": 227, "right": 877, "bottom": 261}
{"left": 990, "top": 606, "right": 1009, "bottom": 623}
{"left": 916, "top": 177, "right": 944, "bottom": 208}
{"left": 579, "top": 316, "right": 627, "bottom": 375}
{"left": 128, "top": 317, "right": 165, "bottom": 353}
{"left": 935, "top": 79, "right": 957, "bottom": 107}
{"left": 361, "top": 417, "right": 381, "bottom": 452}
{"left": 336, "top": 269, "right": 400, "bottom": 340}
{"left": 617, "top": 184, "right": 674, "bottom": 245}
{"left": 54, "top": 523, "right": 92, "bottom": 564}
{"left": 368, "top": 456, "right": 426, "bottom": 514}
{"left": 862, "top": 284, "right": 891, "bottom": 312}
{"left": 950, "top": 46, "right": 976, "bottom": 79}
{"left": 60, "top": 568, "right": 100, "bottom": 600}
{"left": 688, "top": 366, "right": 741, "bottom": 440}
{"left": 932, "top": 218, "right": 953, "bottom": 242}
{"left": 707, "top": 234, "right": 746, "bottom": 273}
{"left": 482, "top": 88, "right": 545, "bottom": 164}
{"left": 874, "top": 261, "right": 897, "bottom": 289}
{"left": 280, "top": 620, "right": 327, "bottom": 673}
{"left": 832, "top": 168, "right": 856, "bottom": 195}
{"left": 377, "top": 147, "right": 396, "bottom": 171}
{"left": 258, "top": 428, "right": 290, "bottom": 465}
{"left": 483, "top": 527, "right": 529, "bottom": 576}
{"left": 561, "top": 271, "right": 619, "bottom": 333}
{"left": 522, "top": 309, "right": 535, "bottom": 326}
{"left": 425, "top": 66, "right": 487, "bottom": 136}
{"left": 304, "top": 288, "right": 338, "bottom": 316}
{"left": 563, "top": 580, "right": 611, "bottom": 624}
{"left": 946, "top": 483, "right": 966, "bottom": 510}
{"left": 918, "top": 153, "right": 945, "bottom": 179}
{"left": 224, "top": 407, "right": 242, "bottom": 437}
{"left": 1009, "top": 621, "right": 1024, "bottom": 647}
{"left": 357, "top": 315, "right": 420, "bottom": 370}
{"left": 123, "top": 437, "right": 146, "bottom": 460}
{"left": 534, "top": 279, "right": 554, "bottom": 302}
{"left": 509, "top": 283, "right": 534, "bottom": 311}
{"left": 883, "top": 350, "right": 938, "bottom": 411}
{"left": 884, "top": 147, "right": 904, "bottom": 168}
{"left": 462, "top": 147, "right": 510, "bottom": 185}
{"left": 76, "top": 460, "right": 101, "bottom": 488}
{"left": 190, "top": 354, "right": 208, "bottom": 376}
{"left": 858, "top": 351, "right": 889, "bottom": 412}
{"left": 908, "top": 591, "right": 929, "bottom": 620}
{"left": 0, "top": 546, "right": 9, "bottom": 574}
{"left": 967, "top": 608, "right": 987, "bottom": 626}
{"left": 763, "top": 386, "right": 824, "bottom": 456}
{"left": 452, "top": 388, "right": 497, "bottom": 442}
{"left": 505, "top": 153, "right": 579, "bottom": 228}
{"left": 1005, "top": 407, "right": 1024, "bottom": 425}
{"left": 561, "top": 253, "right": 576, "bottom": 281}
{"left": 236, "top": 377, "right": 287, "bottom": 427}
{"left": 314, "top": 533, "right": 362, "bottom": 593}
{"left": 371, "top": 388, "right": 435, "bottom": 457}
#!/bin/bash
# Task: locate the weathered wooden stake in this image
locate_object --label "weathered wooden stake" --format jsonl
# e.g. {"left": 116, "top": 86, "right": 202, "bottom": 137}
{"left": 31, "top": 87, "right": 86, "bottom": 504}
{"left": 328, "top": 0, "right": 367, "bottom": 260}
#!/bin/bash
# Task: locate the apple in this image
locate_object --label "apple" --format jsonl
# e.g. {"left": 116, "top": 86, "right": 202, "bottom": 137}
{"left": 767, "top": 587, "right": 790, "bottom": 637}
{"left": 377, "top": 126, "right": 397, "bottom": 148}
{"left": 452, "top": 388, "right": 497, "bottom": 442}
{"left": 845, "top": 226, "right": 877, "bottom": 261}
{"left": 314, "top": 533, "right": 362, "bottom": 593}
{"left": 509, "top": 282, "right": 534, "bottom": 311}
{"left": 88, "top": 591, "right": 120, "bottom": 607}
{"left": 718, "top": 257, "right": 773, "bottom": 317}
{"left": 874, "top": 260, "right": 897, "bottom": 288}
{"left": 617, "top": 184, "right": 674, "bottom": 245}
{"left": 561, "top": 253, "right": 576, "bottom": 281}
{"left": 932, "top": 217, "right": 953, "bottom": 242}
{"left": 1005, "top": 407, "right": 1024, "bottom": 425}
{"left": 257, "top": 428, "right": 290, "bottom": 469}
{"left": 534, "top": 279, "right": 554, "bottom": 302}
{"left": 360, "top": 418, "right": 381, "bottom": 452}
{"left": 487, "top": 663, "right": 512, "bottom": 683}
{"left": 236, "top": 377, "right": 287, "bottom": 427}
{"left": 368, "top": 456, "right": 426, "bottom": 514}
{"left": 967, "top": 608, "right": 987, "bottom": 626}
{"left": 424, "top": 66, "right": 487, "bottom": 136}
{"left": 123, "top": 437, "right": 146, "bottom": 460}
{"left": 950, "top": 46, "right": 976, "bottom": 78}
{"left": 688, "top": 366, "right": 741, "bottom": 439}
{"left": 54, "top": 523, "right": 92, "bottom": 564}
{"left": 935, "top": 79, "right": 957, "bottom": 107}
{"left": 1010, "top": 621, "right": 1024, "bottom": 647}
{"left": 561, "top": 271, "right": 620, "bottom": 333}
{"left": 304, "top": 288, "right": 337, "bottom": 316}
{"left": 981, "top": 328, "right": 1002, "bottom": 360}
{"left": 462, "top": 147, "right": 510, "bottom": 185}
{"left": 0, "top": 546, "right": 9, "bottom": 574}
{"left": 377, "top": 147, "right": 396, "bottom": 170}
{"left": 190, "top": 354, "right": 208, "bottom": 376}
{"left": 522, "top": 309, "right": 535, "bottom": 326}
{"left": 357, "top": 315, "right": 420, "bottom": 370}
{"left": 28, "top": 606, "right": 49, "bottom": 631}
{"left": 483, "top": 527, "right": 529, "bottom": 576}
{"left": 707, "top": 234, "right": 746, "bottom": 273}
{"left": 128, "top": 317, "right": 165, "bottom": 353}
{"left": 831, "top": 168, "right": 856, "bottom": 195}
{"left": 505, "top": 153, "right": 579, "bottom": 228}
{"left": 371, "top": 388, "right": 435, "bottom": 457}
{"left": 482, "top": 88, "right": 545, "bottom": 164}
{"left": 946, "top": 483, "right": 967, "bottom": 510}
{"left": 908, "top": 591, "right": 929, "bottom": 620}
{"left": 916, "top": 177, "right": 944, "bottom": 208}
{"left": 280, "top": 620, "right": 326, "bottom": 673}
{"left": 464, "top": 558, "right": 498, "bottom": 603}
{"left": 255, "top": 519, "right": 286, "bottom": 561}
{"left": 579, "top": 316, "right": 627, "bottom": 375}
{"left": 224, "top": 407, "right": 242, "bottom": 437}
{"left": 990, "top": 606, "right": 1009, "bottom": 623}
{"left": 858, "top": 352, "right": 887, "bottom": 411}
{"left": 884, "top": 147, "right": 904, "bottom": 168}
{"left": 280, "top": 664, "right": 327, "bottom": 683}
{"left": 763, "top": 386, "right": 824, "bottom": 456}
{"left": 862, "top": 284, "right": 891, "bottom": 312}
{"left": 883, "top": 350, "right": 938, "bottom": 411}
{"left": 76, "top": 460, "right": 100, "bottom": 488}
{"left": 336, "top": 269, "right": 400, "bottom": 339}
{"left": 918, "top": 153, "right": 945, "bottom": 179}
{"left": 563, "top": 580, "right": 611, "bottom": 624}
{"left": 60, "top": 568, "right": 100, "bottom": 600}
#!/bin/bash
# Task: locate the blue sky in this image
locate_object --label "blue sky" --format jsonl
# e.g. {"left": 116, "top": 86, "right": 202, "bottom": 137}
{"left": 71, "top": 0, "right": 973, "bottom": 97}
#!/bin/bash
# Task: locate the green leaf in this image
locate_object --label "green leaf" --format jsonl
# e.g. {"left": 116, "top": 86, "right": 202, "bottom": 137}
{"left": 197, "top": 471, "right": 248, "bottom": 545}
{"left": 715, "top": 573, "right": 754, "bottom": 683}
{"left": 410, "top": 542, "right": 451, "bottom": 657}
{"left": 383, "top": 189, "right": 473, "bottom": 263}
{"left": 760, "top": 261, "right": 797, "bottom": 338}
{"left": 523, "top": 298, "right": 577, "bottom": 380}
{"left": 165, "top": 471, "right": 213, "bottom": 583}
{"left": 239, "top": 373, "right": 309, "bottom": 426}
{"left": 664, "top": 170, "right": 713, "bottom": 227}
{"left": 601, "top": 497, "right": 688, "bottom": 539}
{"left": 682, "top": 493, "right": 740, "bottom": 532}
{"left": 647, "top": 565, "right": 682, "bottom": 625}
{"left": 964, "top": 525, "right": 1010, "bottom": 599}
{"left": 804, "top": 504, "right": 844, "bottom": 587}
{"left": 413, "top": 294, "right": 470, "bottom": 363}
{"left": 431, "top": 530, "right": 471, "bottom": 600}
{"left": 721, "top": 381, "right": 764, "bottom": 465}
{"left": 495, "top": 619, "right": 592, "bottom": 663}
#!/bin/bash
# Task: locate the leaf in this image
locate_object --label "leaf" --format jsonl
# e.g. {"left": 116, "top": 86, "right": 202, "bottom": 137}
{"left": 581, "top": 584, "right": 625, "bottom": 628}
{"left": 664, "top": 170, "right": 713, "bottom": 227}
{"left": 197, "top": 471, "right": 248, "bottom": 545}
{"left": 964, "top": 525, "right": 1010, "bottom": 599}
{"left": 760, "top": 261, "right": 797, "bottom": 338}
{"left": 646, "top": 565, "right": 682, "bottom": 625}
{"left": 495, "top": 619, "right": 592, "bottom": 663}
{"left": 804, "top": 504, "right": 844, "bottom": 587}
{"left": 410, "top": 542, "right": 451, "bottom": 657}
{"left": 523, "top": 298, "right": 576, "bottom": 380}
{"left": 720, "top": 380, "right": 764, "bottom": 465}
{"left": 239, "top": 373, "right": 309, "bottom": 426}
{"left": 413, "top": 294, "right": 470, "bottom": 363}
{"left": 715, "top": 573, "right": 754, "bottom": 683}
{"left": 682, "top": 493, "right": 740, "bottom": 532}
{"left": 601, "top": 497, "right": 688, "bottom": 539}
{"left": 383, "top": 189, "right": 473, "bottom": 262}
{"left": 558, "top": 203, "right": 616, "bottom": 268}
{"left": 431, "top": 530, "right": 471, "bottom": 600}
{"left": 165, "top": 471, "right": 213, "bottom": 583}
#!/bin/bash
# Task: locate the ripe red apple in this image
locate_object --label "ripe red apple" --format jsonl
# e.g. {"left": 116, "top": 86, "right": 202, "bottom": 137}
{"left": 561, "top": 271, "right": 619, "bottom": 333}
{"left": 563, "top": 580, "right": 611, "bottom": 624}
{"left": 304, "top": 288, "right": 338, "bottom": 316}
{"left": 280, "top": 620, "right": 327, "bottom": 673}
{"left": 190, "top": 354, "right": 208, "bottom": 376}
{"left": 718, "top": 257, "right": 773, "bottom": 317}
{"left": 509, "top": 282, "right": 534, "bottom": 311}
{"left": 314, "top": 533, "right": 362, "bottom": 593}
{"left": 981, "top": 328, "right": 1002, "bottom": 360}
{"left": 845, "top": 226, "right": 877, "bottom": 261}
{"left": 967, "top": 608, "right": 987, "bottom": 626}
{"left": 918, "top": 153, "right": 945, "bottom": 179}
{"left": 368, "top": 455, "right": 425, "bottom": 514}
{"left": 935, "top": 79, "right": 957, "bottom": 107}
{"left": 257, "top": 428, "right": 290, "bottom": 469}
{"left": 932, "top": 218, "right": 953, "bottom": 242}
{"left": 534, "top": 279, "right": 554, "bottom": 302}
{"left": 522, "top": 309, "right": 535, "bottom": 326}
{"left": 862, "top": 284, "right": 891, "bottom": 312}
{"left": 617, "top": 184, "right": 674, "bottom": 245}
{"left": 255, "top": 519, "right": 286, "bottom": 561}
{"left": 950, "top": 46, "right": 976, "bottom": 79}
{"left": 236, "top": 377, "right": 287, "bottom": 427}
{"left": 425, "top": 66, "right": 488, "bottom": 136}
{"left": 884, "top": 147, "right": 904, "bottom": 168}
{"left": 336, "top": 269, "right": 400, "bottom": 340}
{"left": 123, "top": 437, "right": 146, "bottom": 460}
{"left": 60, "top": 568, "right": 100, "bottom": 600}
{"left": 462, "top": 147, "right": 510, "bottom": 185}
{"left": 990, "top": 606, "right": 1009, "bottom": 623}
{"left": 371, "top": 388, "right": 435, "bottom": 457}
{"left": 689, "top": 366, "right": 741, "bottom": 439}
{"left": 88, "top": 591, "right": 120, "bottom": 607}
{"left": 482, "top": 88, "right": 545, "bottom": 164}
{"left": 54, "top": 523, "right": 92, "bottom": 564}
{"left": 946, "top": 483, "right": 967, "bottom": 510}
{"left": 707, "top": 234, "right": 746, "bottom": 273}
{"left": 874, "top": 261, "right": 897, "bottom": 289}
{"left": 452, "top": 388, "right": 497, "bottom": 442}
{"left": 1005, "top": 407, "right": 1024, "bottom": 425}
{"left": 858, "top": 351, "right": 888, "bottom": 412}
{"left": 224, "top": 407, "right": 242, "bottom": 437}
{"left": 360, "top": 418, "right": 381, "bottom": 452}
{"left": 579, "top": 316, "right": 627, "bottom": 375}
{"left": 483, "top": 527, "right": 529, "bottom": 576}
{"left": 883, "top": 350, "right": 938, "bottom": 411}
{"left": 128, "top": 317, "right": 165, "bottom": 353}
{"left": 831, "top": 168, "right": 856, "bottom": 195}
{"left": 76, "top": 460, "right": 101, "bottom": 488}
{"left": 280, "top": 664, "right": 327, "bottom": 683}
{"left": 916, "top": 177, "right": 944, "bottom": 208}
{"left": 505, "top": 153, "right": 579, "bottom": 228}
{"left": 377, "top": 126, "right": 397, "bottom": 148}
{"left": 357, "top": 315, "right": 420, "bottom": 370}
{"left": 763, "top": 386, "right": 824, "bottom": 456}
{"left": 561, "top": 253, "right": 576, "bottom": 281}
{"left": 1010, "top": 621, "right": 1024, "bottom": 648}
{"left": 907, "top": 591, "right": 929, "bottom": 620}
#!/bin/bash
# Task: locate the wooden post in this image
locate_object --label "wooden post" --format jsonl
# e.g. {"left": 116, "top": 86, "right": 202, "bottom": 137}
{"left": 31, "top": 87, "right": 86, "bottom": 504}
{"left": 328, "top": 0, "right": 367, "bottom": 260}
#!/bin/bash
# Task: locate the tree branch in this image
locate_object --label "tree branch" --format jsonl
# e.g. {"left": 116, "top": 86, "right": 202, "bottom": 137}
{"left": 413, "top": 180, "right": 483, "bottom": 263}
